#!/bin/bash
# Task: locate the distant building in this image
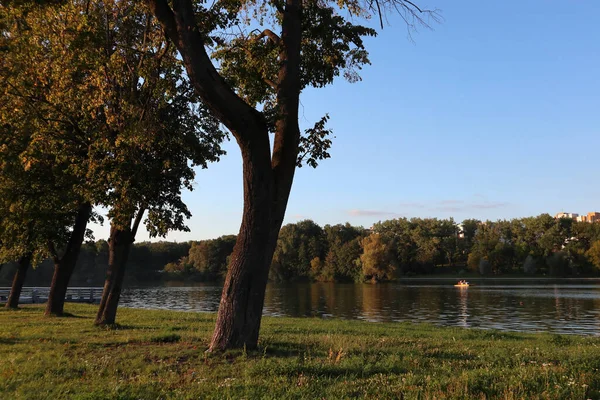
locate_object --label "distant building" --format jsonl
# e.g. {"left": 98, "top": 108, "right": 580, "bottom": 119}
{"left": 559, "top": 212, "right": 600, "bottom": 223}
{"left": 587, "top": 212, "right": 600, "bottom": 223}
{"left": 555, "top": 212, "right": 579, "bottom": 219}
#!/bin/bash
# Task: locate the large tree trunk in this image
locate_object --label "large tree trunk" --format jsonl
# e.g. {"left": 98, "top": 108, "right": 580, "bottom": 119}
{"left": 94, "top": 225, "right": 134, "bottom": 325}
{"left": 45, "top": 202, "right": 92, "bottom": 316}
{"left": 209, "top": 135, "right": 275, "bottom": 350}
{"left": 209, "top": 0, "right": 303, "bottom": 351}
{"left": 5, "top": 254, "right": 31, "bottom": 309}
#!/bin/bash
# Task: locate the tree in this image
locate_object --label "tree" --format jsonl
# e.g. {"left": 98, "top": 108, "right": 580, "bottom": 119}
{"left": 1, "top": 2, "right": 111, "bottom": 315}
{"left": 87, "top": 1, "right": 225, "bottom": 325}
{"left": 185, "top": 235, "right": 237, "bottom": 280}
{"left": 1, "top": 1, "right": 224, "bottom": 319}
{"left": 320, "top": 224, "right": 366, "bottom": 282}
{"left": 360, "top": 234, "right": 396, "bottom": 282}
{"left": 145, "top": 0, "right": 439, "bottom": 350}
{"left": 586, "top": 241, "right": 600, "bottom": 271}
{"left": 270, "top": 220, "right": 327, "bottom": 281}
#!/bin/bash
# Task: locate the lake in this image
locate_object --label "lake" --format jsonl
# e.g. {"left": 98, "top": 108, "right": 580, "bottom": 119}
{"left": 120, "top": 281, "right": 600, "bottom": 336}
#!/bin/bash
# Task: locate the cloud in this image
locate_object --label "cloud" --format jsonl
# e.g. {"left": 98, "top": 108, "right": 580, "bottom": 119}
{"left": 347, "top": 209, "right": 402, "bottom": 217}
{"left": 397, "top": 202, "right": 426, "bottom": 209}
{"left": 471, "top": 201, "right": 509, "bottom": 210}
{"left": 291, "top": 214, "right": 306, "bottom": 219}
{"left": 438, "top": 200, "right": 464, "bottom": 205}
{"left": 430, "top": 199, "right": 509, "bottom": 213}
{"left": 435, "top": 206, "right": 463, "bottom": 212}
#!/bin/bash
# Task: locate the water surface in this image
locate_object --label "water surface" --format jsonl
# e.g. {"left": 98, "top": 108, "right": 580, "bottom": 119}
{"left": 120, "top": 281, "right": 600, "bottom": 336}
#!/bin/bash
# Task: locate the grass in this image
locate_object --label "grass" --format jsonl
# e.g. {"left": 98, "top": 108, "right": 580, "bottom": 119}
{"left": 1, "top": 305, "right": 600, "bottom": 399}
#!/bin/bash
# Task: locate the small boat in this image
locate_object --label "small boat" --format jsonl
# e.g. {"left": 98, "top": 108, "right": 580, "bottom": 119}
{"left": 454, "top": 281, "right": 469, "bottom": 287}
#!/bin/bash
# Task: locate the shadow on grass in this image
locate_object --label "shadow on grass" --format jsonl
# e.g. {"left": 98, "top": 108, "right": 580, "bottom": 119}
{"left": 0, "top": 306, "right": 44, "bottom": 313}
{"left": 424, "top": 349, "right": 477, "bottom": 361}
{"left": 95, "top": 323, "right": 144, "bottom": 331}
{"left": 60, "top": 312, "right": 87, "bottom": 319}
{"left": 271, "top": 363, "right": 409, "bottom": 379}
{"left": 259, "top": 341, "right": 317, "bottom": 358}
{"left": 464, "top": 330, "right": 530, "bottom": 341}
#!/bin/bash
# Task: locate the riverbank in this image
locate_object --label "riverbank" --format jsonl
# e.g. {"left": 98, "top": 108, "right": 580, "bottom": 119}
{"left": 1, "top": 305, "right": 599, "bottom": 399}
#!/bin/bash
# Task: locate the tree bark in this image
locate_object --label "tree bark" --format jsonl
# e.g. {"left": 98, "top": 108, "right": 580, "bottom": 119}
{"left": 45, "top": 202, "right": 92, "bottom": 316}
{"left": 95, "top": 209, "right": 143, "bottom": 326}
{"left": 209, "top": 134, "right": 274, "bottom": 350}
{"left": 5, "top": 254, "right": 31, "bottom": 309}
{"left": 94, "top": 226, "right": 133, "bottom": 325}
{"left": 209, "top": 0, "right": 304, "bottom": 351}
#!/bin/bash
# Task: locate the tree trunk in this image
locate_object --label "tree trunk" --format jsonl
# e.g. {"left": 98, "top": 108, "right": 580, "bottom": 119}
{"left": 5, "top": 254, "right": 31, "bottom": 309}
{"left": 209, "top": 136, "right": 275, "bottom": 351}
{"left": 208, "top": 0, "right": 302, "bottom": 351}
{"left": 95, "top": 225, "right": 134, "bottom": 325}
{"left": 45, "top": 202, "right": 92, "bottom": 316}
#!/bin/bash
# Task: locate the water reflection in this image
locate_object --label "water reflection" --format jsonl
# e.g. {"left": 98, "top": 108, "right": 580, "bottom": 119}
{"left": 119, "top": 282, "right": 600, "bottom": 336}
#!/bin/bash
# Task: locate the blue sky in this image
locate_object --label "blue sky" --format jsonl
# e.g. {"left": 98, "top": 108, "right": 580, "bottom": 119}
{"left": 92, "top": 0, "right": 600, "bottom": 242}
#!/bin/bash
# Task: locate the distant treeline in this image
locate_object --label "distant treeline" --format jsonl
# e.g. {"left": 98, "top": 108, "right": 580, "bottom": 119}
{"left": 3, "top": 214, "right": 600, "bottom": 286}
{"left": 162, "top": 214, "right": 600, "bottom": 282}
{"left": 0, "top": 241, "right": 190, "bottom": 286}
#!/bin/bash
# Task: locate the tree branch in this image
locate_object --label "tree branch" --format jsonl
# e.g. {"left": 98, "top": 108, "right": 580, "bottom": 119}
{"left": 254, "top": 29, "right": 281, "bottom": 45}
{"left": 131, "top": 207, "right": 146, "bottom": 238}
{"left": 47, "top": 240, "right": 61, "bottom": 264}
{"left": 145, "top": 0, "right": 268, "bottom": 141}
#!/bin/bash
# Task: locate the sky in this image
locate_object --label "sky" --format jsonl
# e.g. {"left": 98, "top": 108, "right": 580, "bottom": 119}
{"left": 92, "top": 0, "right": 600, "bottom": 242}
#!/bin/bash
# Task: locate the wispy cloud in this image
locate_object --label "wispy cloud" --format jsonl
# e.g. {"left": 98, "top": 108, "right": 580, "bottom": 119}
{"left": 439, "top": 199, "right": 464, "bottom": 205}
{"left": 291, "top": 214, "right": 306, "bottom": 219}
{"left": 348, "top": 198, "right": 509, "bottom": 219}
{"left": 347, "top": 209, "right": 402, "bottom": 217}
{"left": 397, "top": 202, "right": 427, "bottom": 209}
{"left": 433, "top": 201, "right": 509, "bottom": 213}
{"left": 471, "top": 201, "right": 509, "bottom": 210}
{"left": 435, "top": 206, "right": 463, "bottom": 212}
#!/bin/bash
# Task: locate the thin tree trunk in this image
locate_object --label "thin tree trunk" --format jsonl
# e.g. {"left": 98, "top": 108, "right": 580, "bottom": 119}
{"left": 5, "top": 254, "right": 31, "bottom": 309}
{"left": 45, "top": 202, "right": 92, "bottom": 316}
{"left": 95, "top": 226, "right": 133, "bottom": 325}
{"left": 95, "top": 209, "right": 143, "bottom": 326}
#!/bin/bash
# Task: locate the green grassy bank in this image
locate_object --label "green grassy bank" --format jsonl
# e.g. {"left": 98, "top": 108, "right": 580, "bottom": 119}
{"left": 1, "top": 305, "right": 599, "bottom": 399}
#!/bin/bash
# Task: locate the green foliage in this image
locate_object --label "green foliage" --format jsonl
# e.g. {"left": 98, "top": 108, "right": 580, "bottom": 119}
{"left": 360, "top": 234, "right": 396, "bottom": 282}
{"left": 373, "top": 217, "right": 460, "bottom": 274}
{"left": 186, "top": 236, "right": 237, "bottom": 280}
{"left": 467, "top": 252, "right": 480, "bottom": 273}
{"left": 270, "top": 220, "right": 327, "bottom": 281}
{"left": 587, "top": 241, "right": 600, "bottom": 270}
{"left": 321, "top": 223, "right": 367, "bottom": 282}
{"left": 0, "top": 0, "right": 226, "bottom": 281}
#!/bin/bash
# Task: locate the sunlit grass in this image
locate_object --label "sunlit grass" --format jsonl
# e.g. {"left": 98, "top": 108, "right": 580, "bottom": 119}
{"left": 1, "top": 304, "right": 599, "bottom": 399}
